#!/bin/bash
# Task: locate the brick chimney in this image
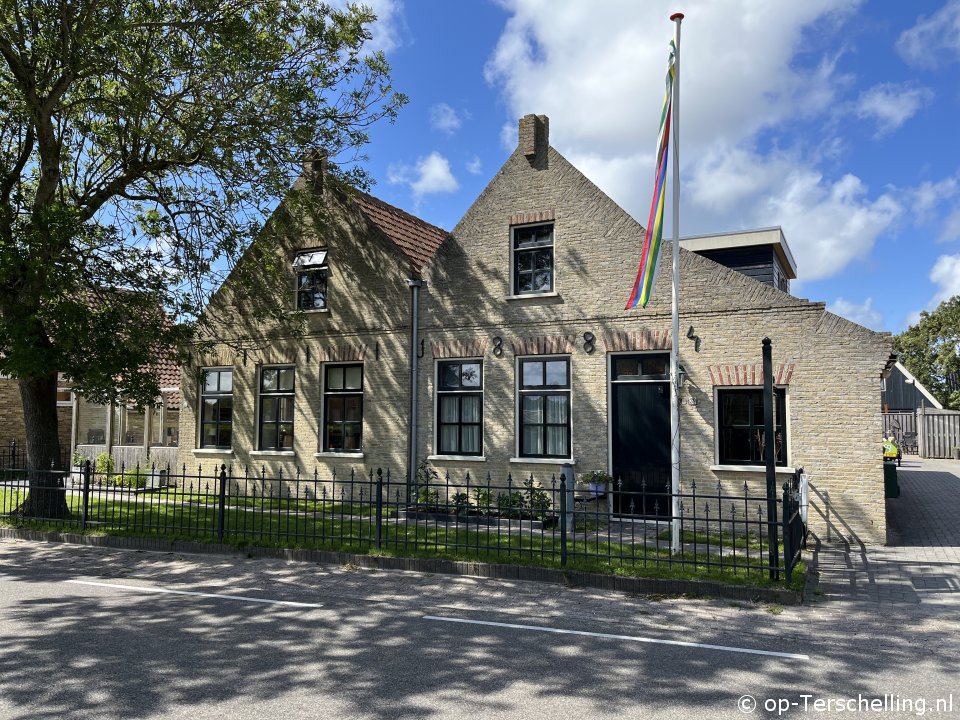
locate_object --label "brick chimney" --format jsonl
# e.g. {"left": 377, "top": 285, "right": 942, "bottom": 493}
{"left": 302, "top": 148, "right": 328, "bottom": 189}
{"left": 518, "top": 114, "right": 549, "bottom": 167}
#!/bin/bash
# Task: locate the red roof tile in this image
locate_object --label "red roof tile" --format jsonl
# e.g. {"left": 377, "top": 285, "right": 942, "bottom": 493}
{"left": 352, "top": 191, "right": 449, "bottom": 274}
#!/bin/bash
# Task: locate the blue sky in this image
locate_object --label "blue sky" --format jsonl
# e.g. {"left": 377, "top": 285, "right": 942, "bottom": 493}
{"left": 352, "top": 0, "right": 960, "bottom": 334}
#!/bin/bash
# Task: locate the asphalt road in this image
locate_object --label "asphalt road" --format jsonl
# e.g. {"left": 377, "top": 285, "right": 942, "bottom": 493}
{"left": 0, "top": 540, "right": 958, "bottom": 719}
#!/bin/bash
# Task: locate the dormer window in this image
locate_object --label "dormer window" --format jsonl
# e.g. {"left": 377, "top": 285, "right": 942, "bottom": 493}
{"left": 512, "top": 223, "right": 554, "bottom": 295}
{"left": 294, "top": 249, "right": 328, "bottom": 310}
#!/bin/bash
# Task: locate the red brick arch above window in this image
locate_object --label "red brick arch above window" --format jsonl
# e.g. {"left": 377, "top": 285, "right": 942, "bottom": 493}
{"left": 317, "top": 344, "right": 367, "bottom": 363}
{"left": 603, "top": 329, "right": 671, "bottom": 352}
{"left": 708, "top": 363, "right": 796, "bottom": 386}
{"left": 509, "top": 210, "right": 555, "bottom": 226}
{"left": 431, "top": 339, "right": 488, "bottom": 359}
{"left": 511, "top": 335, "right": 575, "bottom": 356}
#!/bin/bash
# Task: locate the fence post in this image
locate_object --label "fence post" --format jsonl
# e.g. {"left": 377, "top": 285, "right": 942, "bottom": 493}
{"left": 9, "top": 440, "right": 15, "bottom": 469}
{"left": 217, "top": 464, "right": 227, "bottom": 541}
{"left": 559, "top": 471, "right": 568, "bottom": 568}
{"left": 375, "top": 468, "right": 383, "bottom": 550}
{"left": 762, "top": 337, "right": 780, "bottom": 581}
{"left": 81, "top": 459, "right": 91, "bottom": 531}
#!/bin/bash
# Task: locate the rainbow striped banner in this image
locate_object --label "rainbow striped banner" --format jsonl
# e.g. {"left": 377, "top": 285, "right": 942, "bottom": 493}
{"left": 626, "top": 40, "right": 676, "bottom": 310}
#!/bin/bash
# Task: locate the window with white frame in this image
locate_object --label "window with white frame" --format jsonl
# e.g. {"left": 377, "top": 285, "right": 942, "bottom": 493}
{"left": 200, "top": 368, "right": 233, "bottom": 449}
{"left": 259, "top": 366, "right": 295, "bottom": 450}
{"left": 512, "top": 223, "right": 554, "bottom": 295}
{"left": 716, "top": 387, "right": 787, "bottom": 466}
{"left": 518, "top": 357, "right": 570, "bottom": 458}
{"left": 436, "top": 360, "right": 483, "bottom": 456}
{"left": 323, "top": 364, "right": 363, "bottom": 452}
{"left": 294, "top": 249, "right": 328, "bottom": 310}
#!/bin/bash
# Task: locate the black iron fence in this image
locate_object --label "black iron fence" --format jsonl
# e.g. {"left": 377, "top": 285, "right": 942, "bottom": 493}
{"left": 0, "top": 460, "right": 807, "bottom": 582}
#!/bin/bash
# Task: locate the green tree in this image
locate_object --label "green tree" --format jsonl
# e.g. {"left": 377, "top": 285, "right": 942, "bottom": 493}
{"left": 894, "top": 296, "right": 960, "bottom": 410}
{"left": 0, "top": 0, "right": 405, "bottom": 516}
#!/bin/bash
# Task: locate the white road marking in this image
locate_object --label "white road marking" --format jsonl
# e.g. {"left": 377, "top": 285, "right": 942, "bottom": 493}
{"left": 422, "top": 615, "right": 810, "bottom": 660}
{"left": 65, "top": 579, "right": 323, "bottom": 608}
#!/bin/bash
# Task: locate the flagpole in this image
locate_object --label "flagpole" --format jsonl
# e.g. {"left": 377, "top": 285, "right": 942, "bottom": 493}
{"left": 669, "top": 11, "right": 684, "bottom": 555}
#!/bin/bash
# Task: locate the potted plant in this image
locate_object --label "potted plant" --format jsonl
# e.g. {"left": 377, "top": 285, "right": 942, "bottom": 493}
{"left": 582, "top": 470, "right": 613, "bottom": 498}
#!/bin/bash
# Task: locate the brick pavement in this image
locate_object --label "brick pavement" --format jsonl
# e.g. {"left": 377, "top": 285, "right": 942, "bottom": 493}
{"left": 809, "top": 457, "right": 960, "bottom": 608}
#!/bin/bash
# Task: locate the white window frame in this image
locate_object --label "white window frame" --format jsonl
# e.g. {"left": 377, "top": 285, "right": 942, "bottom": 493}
{"left": 514, "top": 354, "right": 573, "bottom": 461}
{"left": 433, "top": 358, "right": 484, "bottom": 459}
{"left": 198, "top": 367, "right": 234, "bottom": 450}
{"left": 509, "top": 222, "right": 556, "bottom": 297}
{"left": 320, "top": 362, "right": 364, "bottom": 454}
{"left": 294, "top": 248, "right": 329, "bottom": 312}
{"left": 711, "top": 385, "right": 793, "bottom": 471}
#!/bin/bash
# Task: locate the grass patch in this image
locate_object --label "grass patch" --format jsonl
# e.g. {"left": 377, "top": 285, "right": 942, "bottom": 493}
{"left": 0, "top": 489, "right": 803, "bottom": 590}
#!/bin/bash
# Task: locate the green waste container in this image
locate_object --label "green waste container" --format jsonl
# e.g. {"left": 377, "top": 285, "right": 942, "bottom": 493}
{"left": 884, "top": 460, "right": 900, "bottom": 498}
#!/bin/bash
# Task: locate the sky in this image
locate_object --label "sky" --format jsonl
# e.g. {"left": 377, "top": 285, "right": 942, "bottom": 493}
{"left": 350, "top": 0, "right": 960, "bottom": 334}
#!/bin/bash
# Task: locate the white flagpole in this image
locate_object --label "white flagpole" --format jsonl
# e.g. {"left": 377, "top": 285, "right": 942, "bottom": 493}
{"left": 669, "top": 12, "right": 684, "bottom": 555}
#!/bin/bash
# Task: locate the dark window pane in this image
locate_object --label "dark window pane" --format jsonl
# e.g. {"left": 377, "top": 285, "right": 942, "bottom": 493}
{"left": 461, "top": 396, "right": 480, "bottom": 422}
{"left": 202, "top": 399, "right": 218, "bottom": 421}
{"left": 533, "top": 270, "right": 551, "bottom": 292}
{"left": 517, "top": 274, "right": 533, "bottom": 293}
{"left": 278, "top": 423, "right": 294, "bottom": 449}
{"left": 279, "top": 396, "right": 294, "bottom": 422}
{"left": 723, "top": 394, "right": 750, "bottom": 426}
{"left": 439, "top": 396, "right": 459, "bottom": 423}
{"left": 218, "top": 427, "right": 232, "bottom": 447}
{"left": 326, "top": 424, "right": 343, "bottom": 450}
{"left": 343, "top": 423, "right": 361, "bottom": 450}
{"left": 440, "top": 363, "right": 460, "bottom": 389}
{"left": 219, "top": 399, "right": 232, "bottom": 423}
{"left": 261, "top": 425, "right": 277, "bottom": 450}
{"left": 522, "top": 395, "right": 543, "bottom": 424}
{"left": 261, "top": 397, "right": 278, "bottom": 421}
{"left": 327, "top": 396, "right": 344, "bottom": 422}
{"left": 522, "top": 425, "right": 542, "bottom": 455}
{"left": 344, "top": 396, "right": 362, "bottom": 422}
{"left": 641, "top": 356, "right": 667, "bottom": 376}
{"left": 439, "top": 425, "right": 459, "bottom": 454}
{"left": 461, "top": 426, "right": 480, "bottom": 454}
{"left": 278, "top": 368, "right": 295, "bottom": 391}
{"left": 534, "top": 250, "right": 552, "bottom": 270}
{"left": 615, "top": 358, "right": 640, "bottom": 378}
{"left": 724, "top": 428, "right": 752, "bottom": 463}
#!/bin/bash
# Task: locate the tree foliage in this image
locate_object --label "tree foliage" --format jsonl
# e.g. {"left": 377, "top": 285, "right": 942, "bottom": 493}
{"left": 894, "top": 296, "right": 960, "bottom": 410}
{"left": 0, "top": 0, "right": 405, "bottom": 470}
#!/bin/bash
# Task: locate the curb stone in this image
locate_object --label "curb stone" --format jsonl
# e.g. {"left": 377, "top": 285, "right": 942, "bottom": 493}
{"left": 0, "top": 527, "right": 804, "bottom": 605}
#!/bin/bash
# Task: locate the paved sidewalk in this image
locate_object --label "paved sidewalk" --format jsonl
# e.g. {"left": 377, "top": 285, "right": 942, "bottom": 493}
{"left": 809, "top": 458, "right": 960, "bottom": 608}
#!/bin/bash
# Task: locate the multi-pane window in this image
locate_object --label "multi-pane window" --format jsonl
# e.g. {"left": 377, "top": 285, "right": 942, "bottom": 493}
{"left": 294, "top": 249, "right": 328, "bottom": 310}
{"left": 323, "top": 364, "right": 363, "bottom": 452}
{"left": 437, "top": 360, "right": 483, "bottom": 456}
{"left": 519, "top": 357, "right": 570, "bottom": 458}
{"left": 200, "top": 369, "right": 233, "bottom": 449}
{"left": 512, "top": 223, "right": 554, "bottom": 295}
{"left": 259, "top": 367, "right": 295, "bottom": 450}
{"left": 717, "top": 388, "right": 787, "bottom": 465}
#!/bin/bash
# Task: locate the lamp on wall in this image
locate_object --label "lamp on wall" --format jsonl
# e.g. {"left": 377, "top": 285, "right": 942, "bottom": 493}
{"left": 678, "top": 363, "right": 687, "bottom": 387}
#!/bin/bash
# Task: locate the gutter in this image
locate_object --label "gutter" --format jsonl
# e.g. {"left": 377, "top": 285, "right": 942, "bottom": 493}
{"left": 407, "top": 279, "right": 424, "bottom": 499}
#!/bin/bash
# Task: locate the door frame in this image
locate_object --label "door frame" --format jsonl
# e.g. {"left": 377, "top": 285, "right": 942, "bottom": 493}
{"left": 606, "top": 350, "right": 671, "bottom": 514}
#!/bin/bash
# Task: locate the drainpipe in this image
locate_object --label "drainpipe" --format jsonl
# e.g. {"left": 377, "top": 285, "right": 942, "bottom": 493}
{"left": 406, "top": 279, "right": 424, "bottom": 500}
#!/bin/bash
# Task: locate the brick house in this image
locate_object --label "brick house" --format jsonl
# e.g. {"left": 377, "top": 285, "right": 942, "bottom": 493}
{"left": 179, "top": 114, "right": 894, "bottom": 545}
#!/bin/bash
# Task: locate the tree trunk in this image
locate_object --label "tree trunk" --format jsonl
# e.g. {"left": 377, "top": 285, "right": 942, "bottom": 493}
{"left": 12, "top": 373, "right": 69, "bottom": 519}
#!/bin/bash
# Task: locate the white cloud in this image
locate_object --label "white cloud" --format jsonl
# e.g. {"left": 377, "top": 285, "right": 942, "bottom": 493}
{"left": 828, "top": 297, "right": 884, "bottom": 329}
{"left": 897, "top": 1, "right": 960, "bottom": 67}
{"left": 912, "top": 177, "right": 959, "bottom": 221}
{"left": 482, "top": 0, "right": 908, "bottom": 284}
{"left": 429, "top": 103, "right": 462, "bottom": 135}
{"left": 930, "top": 253, "right": 960, "bottom": 303}
{"left": 685, "top": 145, "right": 901, "bottom": 281}
{"left": 388, "top": 151, "right": 459, "bottom": 200}
{"left": 485, "top": 0, "right": 860, "bottom": 158}
{"left": 466, "top": 156, "right": 483, "bottom": 175}
{"left": 939, "top": 209, "right": 960, "bottom": 243}
{"left": 855, "top": 83, "right": 933, "bottom": 135}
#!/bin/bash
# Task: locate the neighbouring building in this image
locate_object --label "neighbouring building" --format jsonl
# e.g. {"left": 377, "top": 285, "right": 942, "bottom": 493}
{"left": 179, "top": 114, "right": 895, "bottom": 545}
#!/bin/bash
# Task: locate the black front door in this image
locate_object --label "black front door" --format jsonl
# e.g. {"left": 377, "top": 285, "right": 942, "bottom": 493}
{"left": 611, "top": 381, "right": 670, "bottom": 516}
